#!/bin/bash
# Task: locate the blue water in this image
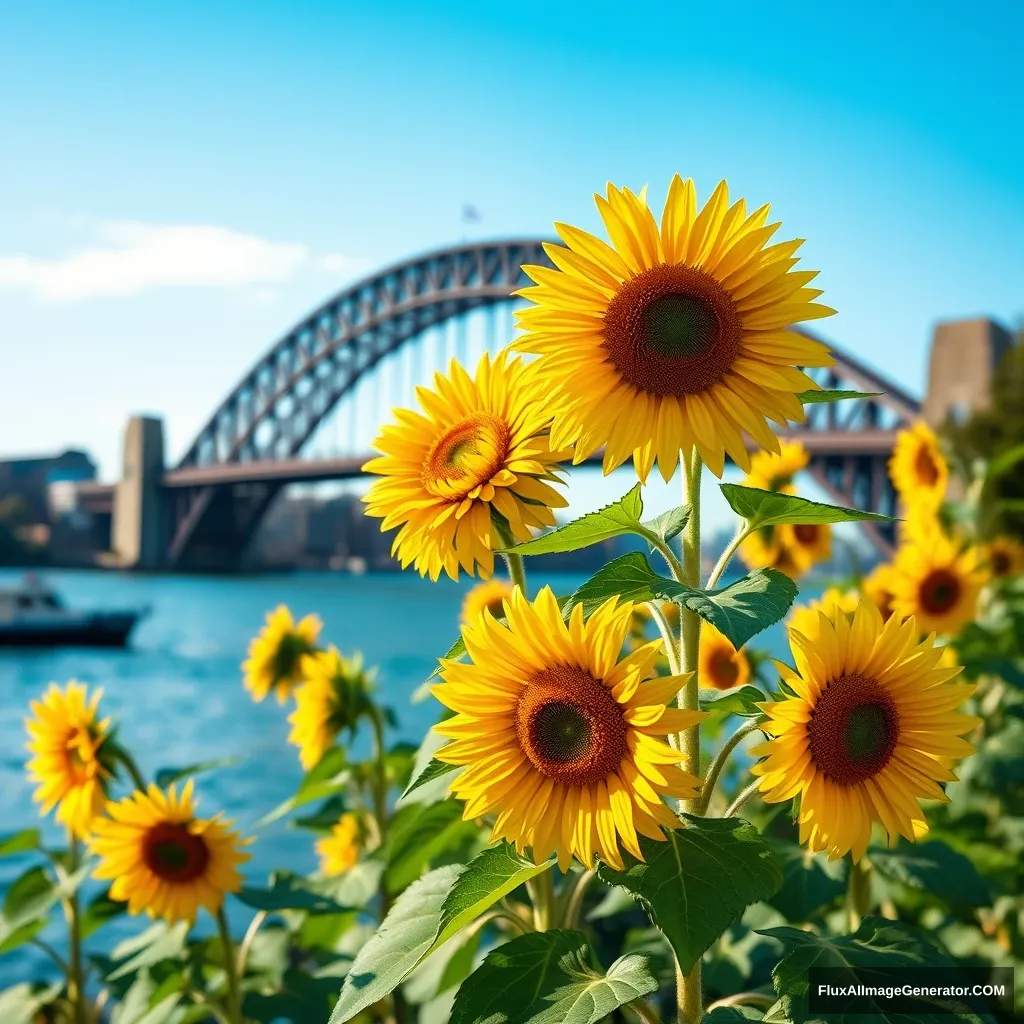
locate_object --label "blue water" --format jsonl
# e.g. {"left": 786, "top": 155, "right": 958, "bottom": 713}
{"left": 0, "top": 567, "right": 803, "bottom": 986}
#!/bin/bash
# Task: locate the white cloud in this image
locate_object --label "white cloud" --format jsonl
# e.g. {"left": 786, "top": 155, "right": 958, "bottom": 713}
{"left": 0, "top": 222, "right": 363, "bottom": 302}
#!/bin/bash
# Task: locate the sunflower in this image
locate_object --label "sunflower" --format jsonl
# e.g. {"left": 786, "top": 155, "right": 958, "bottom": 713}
{"left": 742, "top": 440, "right": 809, "bottom": 492}
{"left": 891, "top": 535, "right": 986, "bottom": 636}
{"left": 433, "top": 587, "right": 704, "bottom": 870}
{"left": 778, "top": 521, "right": 831, "bottom": 569}
{"left": 25, "top": 682, "right": 117, "bottom": 839}
{"left": 739, "top": 525, "right": 810, "bottom": 579}
{"left": 243, "top": 605, "right": 322, "bottom": 704}
{"left": 288, "top": 647, "right": 373, "bottom": 771}
{"left": 889, "top": 422, "right": 948, "bottom": 509}
{"left": 752, "top": 599, "right": 978, "bottom": 861}
{"left": 984, "top": 535, "right": 1024, "bottom": 580}
{"left": 317, "top": 813, "right": 361, "bottom": 876}
{"left": 513, "top": 178, "right": 835, "bottom": 481}
{"left": 90, "top": 781, "right": 249, "bottom": 924}
{"left": 461, "top": 578, "right": 515, "bottom": 626}
{"left": 862, "top": 563, "right": 900, "bottom": 623}
{"left": 788, "top": 588, "right": 859, "bottom": 641}
{"left": 363, "top": 352, "right": 568, "bottom": 581}
{"left": 698, "top": 623, "right": 750, "bottom": 691}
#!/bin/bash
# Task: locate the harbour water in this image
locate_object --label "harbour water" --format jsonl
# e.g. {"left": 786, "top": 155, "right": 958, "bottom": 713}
{"left": 0, "top": 566, "right": 804, "bottom": 985}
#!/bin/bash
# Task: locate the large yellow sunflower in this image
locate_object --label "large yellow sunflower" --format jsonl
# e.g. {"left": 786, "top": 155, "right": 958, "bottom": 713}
{"left": 742, "top": 440, "right": 809, "bottom": 492}
{"left": 891, "top": 535, "right": 986, "bottom": 636}
{"left": 363, "top": 352, "right": 568, "bottom": 581}
{"left": 513, "top": 177, "right": 835, "bottom": 481}
{"left": 243, "top": 605, "right": 322, "bottom": 704}
{"left": 461, "top": 578, "right": 515, "bottom": 626}
{"left": 90, "top": 782, "right": 250, "bottom": 924}
{"left": 787, "top": 587, "right": 860, "bottom": 642}
{"left": 984, "top": 535, "right": 1024, "bottom": 580}
{"left": 698, "top": 622, "right": 751, "bottom": 691}
{"left": 752, "top": 599, "right": 978, "bottom": 861}
{"left": 25, "top": 682, "right": 116, "bottom": 839}
{"left": 288, "top": 647, "right": 373, "bottom": 771}
{"left": 433, "top": 587, "right": 704, "bottom": 870}
{"left": 317, "top": 813, "right": 361, "bottom": 876}
{"left": 862, "top": 563, "right": 900, "bottom": 623}
{"left": 889, "top": 422, "right": 948, "bottom": 509}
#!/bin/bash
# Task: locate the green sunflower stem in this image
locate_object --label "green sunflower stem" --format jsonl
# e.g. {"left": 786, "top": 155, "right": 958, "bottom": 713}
{"left": 114, "top": 748, "right": 148, "bottom": 792}
{"left": 494, "top": 518, "right": 528, "bottom": 596}
{"left": 697, "top": 719, "right": 763, "bottom": 815}
{"left": 216, "top": 905, "right": 244, "bottom": 1024}
{"left": 64, "top": 835, "right": 86, "bottom": 1024}
{"left": 705, "top": 521, "right": 754, "bottom": 589}
{"left": 526, "top": 867, "right": 556, "bottom": 931}
{"left": 677, "top": 448, "right": 704, "bottom": 1024}
{"left": 847, "top": 855, "right": 872, "bottom": 931}
{"left": 369, "top": 707, "right": 390, "bottom": 843}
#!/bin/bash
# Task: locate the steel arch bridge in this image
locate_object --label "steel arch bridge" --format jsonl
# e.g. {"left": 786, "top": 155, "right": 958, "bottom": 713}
{"left": 164, "top": 239, "right": 920, "bottom": 569}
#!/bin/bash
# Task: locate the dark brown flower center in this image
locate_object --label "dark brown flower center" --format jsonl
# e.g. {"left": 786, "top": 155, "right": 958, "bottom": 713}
{"left": 918, "top": 568, "right": 961, "bottom": 615}
{"left": 808, "top": 673, "right": 899, "bottom": 786}
{"left": 143, "top": 822, "right": 211, "bottom": 883}
{"left": 707, "top": 649, "right": 740, "bottom": 689}
{"left": 515, "top": 666, "right": 627, "bottom": 785}
{"left": 601, "top": 265, "right": 742, "bottom": 396}
{"left": 422, "top": 413, "right": 510, "bottom": 498}
{"left": 991, "top": 551, "right": 1011, "bottom": 577}
{"left": 914, "top": 445, "right": 940, "bottom": 487}
{"left": 792, "top": 524, "right": 821, "bottom": 546}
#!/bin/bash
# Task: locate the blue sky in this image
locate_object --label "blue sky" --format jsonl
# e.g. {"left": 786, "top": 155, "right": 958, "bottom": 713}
{"left": 1, "top": 0, "right": 1021, "bottom": 526}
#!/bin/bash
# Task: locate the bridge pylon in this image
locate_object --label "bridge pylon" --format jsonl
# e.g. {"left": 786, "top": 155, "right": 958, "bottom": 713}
{"left": 111, "top": 416, "right": 167, "bottom": 570}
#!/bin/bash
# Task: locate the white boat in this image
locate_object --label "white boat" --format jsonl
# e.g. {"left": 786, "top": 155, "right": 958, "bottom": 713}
{"left": 0, "top": 575, "right": 147, "bottom": 648}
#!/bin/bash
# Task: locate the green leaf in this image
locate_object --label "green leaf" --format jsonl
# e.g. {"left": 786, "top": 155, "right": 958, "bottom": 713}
{"left": 643, "top": 505, "right": 691, "bottom": 547}
{"left": 597, "top": 818, "right": 782, "bottom": 974}
{"left": 797, "top": 389, "right": 882, "bottom": 404}
{"left": 237, "top": 871, "right": 356, "bottom": 913}
{"left": 108, "top": 921, "right": 190, "bottom": 981}
{"left": 766, "top": 840, "right": 846, "bottom": 922}
{"left": 0, "top": 983, "right": 63, "bottom": 1024}
{"left": 80, "top": 887, "right": 128, "bottom": 940}
{"left": 869, "top": 840, "right": 991, "bottom": 911}
{"left": 402, "top": 755, "right": 461, "bottom": 801}
{"left": 703, "top": 1009, "right": 765, "bottom": 1022}
{"left": 153, "top": 757, "right": 239, "bottom": 789}
{"left": 448, "top": 930, "right": 659, "bottom": 1024}
{"left": 294, "top": 795, "right": 348, "bottom": 833}
{"left": 255, "top": 747, "right": 350, "bottom": 828}
{"left": 700, "top": 686, "right": 767, "bottom": 718}
{"left": 434, "top": 843, "right": 554, "bottom": 950}
{"left": 499, "top": 484, "right": 644, "bottom": 556}
{"left": 329, "top": 865, "right": 462, "bottom": 1023}
{"left": 720, "top": 483, "right": 897, "bottom": 529}
{"left": 760, "top": 916, "right": 990, "bottom": 1023}
{"left": 0, "top": 919, "right": 46, "bottom": 955}
{"left": 0, "top": 829, "right": 41, "bottom": 857}
{"left": 385, "top": 800, "right": 477, "bottom": 894}
{"left": 570, "top": 552, "right": 797, "bottom": 650}
{"left": 987, "top": 441, "right": 1024, "bottom": 479}
{"left": 0, "top": 860, "right": 91, "bottom": 947}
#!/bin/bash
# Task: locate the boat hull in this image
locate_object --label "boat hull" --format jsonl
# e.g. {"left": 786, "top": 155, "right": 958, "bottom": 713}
{"left": 0, "top": 614, "right": 141, "bottom": 648}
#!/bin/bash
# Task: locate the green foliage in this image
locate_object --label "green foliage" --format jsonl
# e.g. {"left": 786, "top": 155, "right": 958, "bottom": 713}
{"left": 402, "top": 755, "right": 461, "bottom": 800}
{"left": 869, "top": 841, "right": 991, "bottom": 913}
{"left": 153, "top": 757, "right": 240, "bottom": 789}
{"left": 720, "top": 483, "right": 897, "bottom": 529}
{"left": 0, "top": 830, "right": 41, "bottom": 857}
{"left": 643, "top": 505, "right": 691, "bottom": 546}
{"left": 598, "top": 820, "right": 783, "bottom": 974}
{"left": 571, "top": 552, "right": 798, "bottom": 649}
{"left": 384, "top": 799, "right": 477, "bottom": 894}
{"left": 237, "top": 871, "right": 356, "bottom": 913}
{"left": 448, "top": 930, "right": 659, "bottom": 1024}
{"left": 796, "top": 389, "right": 882, "bottom": 404}
{"left": 700, "top": 686, "right": 768, "bottom": 718}
{"left": 255, "top": 746, "right": 351, "bottom": 827}
{"left": 765, "top": 840, "right": 846, "bottom": 922}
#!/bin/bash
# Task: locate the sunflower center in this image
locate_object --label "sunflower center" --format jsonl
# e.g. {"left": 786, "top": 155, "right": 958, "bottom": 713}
{"left": 708, "top": 649, "right": 740, "bottom": 688}
{"left": 602, "top": 264, "right": 743, "bottom": 397}
{"left": 792, "top": 524, "right": 820, "bottom": 546}
{"left": 142, "top": 823, "right": 211, "bottom": 883}
{"left": 421, "top": 413, "right": 511, "bottom": 499}
{"left": 272, "top": 632, "right": 309, "bottom": 683}
{"left": 918, "top": 569, "right": 961, "bottom": 615}
{"left": 807, "top": 673, "right": 899, "bottom": 786}
{"left": 914, "top": 445, "right": 940, "bottom": 487}
{"left": 515, "top": 666, "right": 627, "bottom": 785}
{"left": 991, "top": 551, "right": 1010, "bottom": 577}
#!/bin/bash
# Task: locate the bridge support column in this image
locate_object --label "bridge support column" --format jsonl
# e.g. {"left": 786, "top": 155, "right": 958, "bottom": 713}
{"left": 112, "top": 416, "right": 167, "bottom": 570}
{"left": 923, "top": 318, "right": 1013, "bottom": 427}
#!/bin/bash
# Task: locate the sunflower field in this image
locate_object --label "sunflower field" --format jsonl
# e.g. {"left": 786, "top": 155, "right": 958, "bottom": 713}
{"left": 3, "top": 178, "right": 1022, "bottom": 1024}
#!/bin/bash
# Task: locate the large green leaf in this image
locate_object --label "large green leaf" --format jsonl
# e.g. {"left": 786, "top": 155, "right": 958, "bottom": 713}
{"left": 0, "top": 829, "right": 41, "bottom": 857}
{"left": 434, "top": 844, "right": 553, "bottom": 949}
{"left": 760, "top": 917, "right": 998, "bottom": 1023}
{"left": 256, "top": 747, "right": 350, "bottom": 828}
{"left": 0, "top": 860, "right": 92, "bottom": 949}
{"left": 500, "top": 485, "right": 645, "bottom": 556}
{"left": 797, "top": 389, "right": 882, "bottom": 404}
{"left": 643, "top": 505, "right": 691, "bottom": 547}
{"left": 766, "top": 840, "right": 846, "bottom": 922}
{"left": 237, "top": 871, "right": 356, "bottom": 913}
{"left": 700, "top": 686, "right": 767, "bottom": 718}
{"left": 385, "top": 799, "right": 477, "bottom": 894}
{"left": 329, "top": 865, "right": 462, "bottom": 1023}
{"left": 80, "top": 887, "right": 128, "bottom": 940}
{"left": 720, "top": 484, "right": 896, "bottom": 529}
{"left": 401, "top": 755, "right": 461, "bottom": 801}
{"left": 153, "top": 757, "right": 239, "bottom": 789}
{"left": 598, "top": 818, "right": 782, "bottom": 974}
{"left": 108, "top": 921, "right": 191, "bottom": 981}
{"left": 869, "top": 840, "right": 991, "bottom": 912}
{"left": 570, "top": 552, "right": 797, "bottom": 650}
{"left": 448, "top": 929, "right": 659, "bottom": 1024}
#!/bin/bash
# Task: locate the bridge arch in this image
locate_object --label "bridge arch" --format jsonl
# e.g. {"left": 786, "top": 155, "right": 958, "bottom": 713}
{"left": 167, "top": 239, "right": 921, "bottom": 568}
